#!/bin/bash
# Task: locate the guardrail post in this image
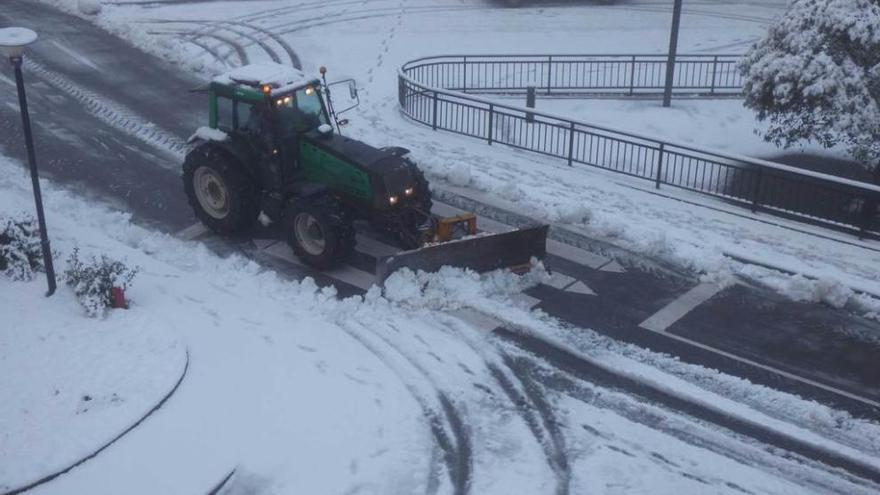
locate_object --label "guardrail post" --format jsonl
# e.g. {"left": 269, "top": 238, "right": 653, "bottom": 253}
{"left": 655, "top": 143, "right": 665, "bottom": 188}
{"left": 526, "top": 85, "right": 536, "bottom": 123}
{"left": 859, "top": 166, "right": 880, "bottom": 239}
{"left": 487, "top": 104, "right": 494, "bottom": 145}
{"left": 546, "top": 55, "right": 553, "bottom": 96}
{"left": 629, "top": 55, "right": 636, "bottom": 96}
{"left": 567, "top": 122, "right": 575, "bottom": 166}
{"left": 751, "top": 168, "right": 763, "bottom": 212}
{"left": 462, "top": 56, "right": 467, "bottom": 92}
{"left": 710, "top": 55, "right": 719, "bottom": 94}
{"left": 431, "top": 90, "right": 439, "bottom": 130}
{"left": 858, "top": 196, "right": 875, "bottom": 239}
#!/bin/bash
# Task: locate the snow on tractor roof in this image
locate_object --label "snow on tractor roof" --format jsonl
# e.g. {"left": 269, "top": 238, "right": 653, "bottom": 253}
{"left": 213, "top": 63, "right": 312, "bottom": 95}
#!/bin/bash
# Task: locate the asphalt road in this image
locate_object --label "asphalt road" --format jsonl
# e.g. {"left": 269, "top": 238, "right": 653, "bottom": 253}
{"left": 2, "top": 0, "right": 879, "bottom": 458}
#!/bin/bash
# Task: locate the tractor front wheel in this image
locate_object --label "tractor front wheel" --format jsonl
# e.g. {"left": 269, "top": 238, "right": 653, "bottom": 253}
{"left": 183, "top": 145, "right": 259, "bottom": 235}
{"left": 284, "top": 195, "right": 355, "bottom": 270}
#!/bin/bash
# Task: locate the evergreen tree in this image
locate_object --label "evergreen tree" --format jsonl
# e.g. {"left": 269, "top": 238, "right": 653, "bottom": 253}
{"left": 739, "top": 0, "right": 880, "bottom": 178}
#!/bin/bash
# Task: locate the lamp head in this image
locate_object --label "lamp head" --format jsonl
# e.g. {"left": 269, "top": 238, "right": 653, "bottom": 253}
{"left": 0, "top": 27, "right": 38, "bottom": 59}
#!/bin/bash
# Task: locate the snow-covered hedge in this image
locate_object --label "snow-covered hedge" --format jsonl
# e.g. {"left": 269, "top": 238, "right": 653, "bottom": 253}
{"left": 739, "top": 0, "right": 880, "bottom": 168}
{"left": 0, "top": 214, "right": 43, "bottom": 281}
{"left": 64, "top": 248, "right": 138, "bottom": 317}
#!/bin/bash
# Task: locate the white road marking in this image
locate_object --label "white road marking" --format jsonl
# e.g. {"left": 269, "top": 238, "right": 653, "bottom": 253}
{"left": 565, "top": 281, "right": 596, "bottom": 296}
{"left": 450, "top": 307, "right": 503, "bottom": 333}
{"left": 546, "top": 239, "right": 611, "bottom": 269}
{"left": 545, "top": 271, "right": 576, "bottom": 290}
{"left": 262, "top": 241, "right": 298, "bottom": 263}
{"left": 510, "top": 293, "right": 541, "bottom": 310}
{"left": 355, "top": 234, "right": 400, "bottom": 258}
{"left": 598, "top": 260, "right": 626, "bottom": 273}
{"left": 51, "top": 40, "right": 101, "bottom": 71}
{"left": 176, "top": 222, "right": 208, "bottom": 241}
{"left": 261, "top": 242, "right": 376, "bottom": 291}
{"left": 324, "top": 265, "right": 377, "bottom": 291}
{"left": 253, "top": 238, "right": 278, "bottom": 250}
{"left": 640, "top": 282, "right": 724, "bottom": 332}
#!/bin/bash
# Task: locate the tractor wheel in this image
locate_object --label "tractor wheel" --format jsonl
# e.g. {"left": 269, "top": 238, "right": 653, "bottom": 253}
{"left": 284, "top": 195, "right": 356, "bottom": 270}
{"left": 397, "top": 159, "right": 434, "bottom": 249}
{"left": 183, "top": 145, "right": 259, "bottom": 235}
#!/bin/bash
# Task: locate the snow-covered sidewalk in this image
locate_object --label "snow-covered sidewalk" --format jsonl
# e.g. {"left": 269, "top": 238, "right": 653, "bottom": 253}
{"left": 0, "top": 280, "right": 185, "bottom": 492}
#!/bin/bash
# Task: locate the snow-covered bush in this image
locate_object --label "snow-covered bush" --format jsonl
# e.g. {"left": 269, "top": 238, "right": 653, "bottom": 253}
{"left": 0, "top": 214, "right": 43, "bottom": 281}
{"left": 64, "top": 248, "right": 138, "bottom": 317}
{"left": 78, "top": 0, "right": 102, "bottom": 15}
{"left": 739, "top": 0, "right": 880, "bottom": 171}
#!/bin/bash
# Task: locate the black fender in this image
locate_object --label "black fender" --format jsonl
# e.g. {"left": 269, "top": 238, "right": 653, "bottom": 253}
{"left": 188, "top": 138, "right": 259, "bottom": 182}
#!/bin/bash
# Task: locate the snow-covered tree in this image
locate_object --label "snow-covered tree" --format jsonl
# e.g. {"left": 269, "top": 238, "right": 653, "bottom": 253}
{"left": 739, "top": 0, "right": 880, "bottom": 176}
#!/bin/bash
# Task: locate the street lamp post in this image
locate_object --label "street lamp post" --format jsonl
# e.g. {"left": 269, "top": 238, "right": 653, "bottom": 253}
{"left": 0, "top": 27, "right": 56, "bottom": 296}
{"left": 662, "top": 0, "right": 684, "bottom": 107}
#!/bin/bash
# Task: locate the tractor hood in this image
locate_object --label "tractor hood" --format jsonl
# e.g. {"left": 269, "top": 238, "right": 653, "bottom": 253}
{"left": 303, "top": 130, "right": 406, "bottom": 174}
{"left": 301, "top": 130, "right": 415, "bottom": 210}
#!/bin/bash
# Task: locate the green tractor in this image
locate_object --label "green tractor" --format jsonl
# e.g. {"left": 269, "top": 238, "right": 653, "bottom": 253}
{"left": 183, "top": 62, "right": 546, "bottom": 279}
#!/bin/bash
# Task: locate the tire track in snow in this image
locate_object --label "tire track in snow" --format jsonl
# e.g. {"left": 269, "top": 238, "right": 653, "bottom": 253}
{"left": 495, "top": 326, "right": 880, "bottom": 489}
{"left": 339, "top": 319, "right": 471, "bottom": 495}
{"left": 519, "top": 352, "right": 878, "bottom": 495}
{"left": 440, "top": 312, "right": 571, "bottom": 495}
{"left": 22, "top": 58, "right": 187, "bottom": 163}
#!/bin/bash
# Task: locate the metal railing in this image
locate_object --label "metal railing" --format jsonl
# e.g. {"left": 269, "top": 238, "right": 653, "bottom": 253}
{"left": 403, "top": 54, "right": 744, "bottom": 97}
{"left": 398, "top": 56, "right": 880, "bottom": 239}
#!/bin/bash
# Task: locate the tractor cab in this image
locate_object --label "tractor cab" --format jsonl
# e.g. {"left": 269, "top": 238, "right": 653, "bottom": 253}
{"left": 208, "top": 63, "right": 331, "bottom": 139}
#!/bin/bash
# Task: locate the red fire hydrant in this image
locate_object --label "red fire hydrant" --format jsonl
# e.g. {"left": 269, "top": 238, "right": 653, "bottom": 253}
{"left": 111, "top": 287, "right": 128, "bottom": 309}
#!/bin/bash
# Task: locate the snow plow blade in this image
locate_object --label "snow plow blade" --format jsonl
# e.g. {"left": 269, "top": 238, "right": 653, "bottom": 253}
{"left": 375, "top": 225, "right": 549, "bottom": 284}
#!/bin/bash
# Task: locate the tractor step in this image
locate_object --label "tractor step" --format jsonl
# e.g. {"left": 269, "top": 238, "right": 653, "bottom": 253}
{"left": 375, "top": 225, "right": 549, "bottom": 283}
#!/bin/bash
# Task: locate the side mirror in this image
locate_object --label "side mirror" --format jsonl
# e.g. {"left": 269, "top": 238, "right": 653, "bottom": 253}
{"left": 327, "top": 78, "right": 360, "bottom": 116}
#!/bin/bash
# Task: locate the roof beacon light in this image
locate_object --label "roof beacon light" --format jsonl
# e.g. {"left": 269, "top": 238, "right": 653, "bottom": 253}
{"left": 261, "top": 84, "right": 272, "bottom": 95}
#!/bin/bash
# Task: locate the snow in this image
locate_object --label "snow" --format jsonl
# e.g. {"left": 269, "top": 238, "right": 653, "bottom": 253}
{"left": 0, "top": 280, "right": 184, "bottom": 491}
{"left": 214, "top": 62, "right": 310, "bottom": 94}
{"left": 77, "top": 0, "right": 101, "bottom": 16}
{"left": 188, "top": 126, "right": 228, "bottom": 143}
{"left": 4, "top": 147, "right": 879, "bottom": 492}
{"left": 13, "top": 0, "right": 880, "bottom": 491}
{"left": 0, "top": 27, "right": 38, "bottom": 49}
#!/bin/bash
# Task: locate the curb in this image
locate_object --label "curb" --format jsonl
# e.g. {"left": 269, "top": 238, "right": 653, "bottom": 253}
{"left": 1, "top": 349, "right": 191, "bottom": 495}
{"left": 206, "top": 468, "right": 236, "bottom": 495}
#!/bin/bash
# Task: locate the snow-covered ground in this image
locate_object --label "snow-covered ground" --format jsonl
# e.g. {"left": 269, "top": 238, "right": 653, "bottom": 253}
{"left": 7, "top": 0, "right": 880, "bottom": 491}
{"left": 2, "top": 147, "right": 880, "bottom": 493}
{"left": 0, "top": 280, "right": 185, "bottom": 491}
{"left": 36, "top": 0, "right": 880, "bottom": 318}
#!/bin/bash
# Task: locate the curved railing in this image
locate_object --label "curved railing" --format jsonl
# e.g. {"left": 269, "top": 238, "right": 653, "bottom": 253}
{"left": 402, "top": 54, "right": 744, "bottom": 97}
{"left": 398, "top": 55, "right": 880, "bottom": 239}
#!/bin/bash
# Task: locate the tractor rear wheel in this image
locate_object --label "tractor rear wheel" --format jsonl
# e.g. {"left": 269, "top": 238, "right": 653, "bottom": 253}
{"left": 183, "top": 145, "right": 259, "bottom": 235}
{"left": 284, "top": 195, "right": 355, "bottom": 270}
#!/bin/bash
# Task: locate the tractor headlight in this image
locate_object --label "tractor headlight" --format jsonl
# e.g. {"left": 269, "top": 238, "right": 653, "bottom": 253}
{"left": 404, "top": 187, "right": 414, "bottom": 196}
{"left": 305, "top": 86, "right": 314, "bottom": 96}
{"left": 389, "top": 195, "right": 399, "bottom": 206}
